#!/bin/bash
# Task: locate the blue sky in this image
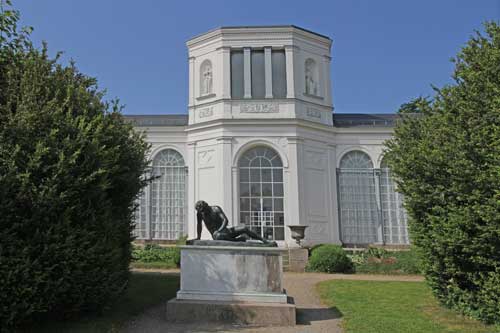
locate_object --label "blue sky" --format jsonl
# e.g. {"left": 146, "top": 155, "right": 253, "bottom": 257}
{"left": 17, "top": 0, "right": 499, "bottom": 115}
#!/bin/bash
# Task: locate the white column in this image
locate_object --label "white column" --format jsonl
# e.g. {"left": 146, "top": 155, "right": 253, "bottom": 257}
{"left": 244, "top": 47, "right": 252, "bottom": 98}
{"left": 232, "top": 166, "right": 239, "bottom": 226}
{"left": 188, "top": 56, "right": 195, "bottom": 106}
{"left": 264, "top": 47, "right": 273, "bottom": 98}
{"left": 187, "top": 141, "right": 197, "bottom": 239}
{"left": 286, "top": 137, "right": 304, "bottom": 246}
{"left": 217, "top": 137, "right": 234, "bottom": 225}
{"left": 220, "top": 47, "right": 231, "bottom": 99}
{"left": 374, "top": 170, "right": 384, "bottom": 244}
{"left": 145, "top": 172, "right": 151, "bottom": 240}
{"left": 327, "top": 144, "right": 341, "bottom": 244}
{"left": 188, "top": 56, "right": 196, "bottom": 125}
{"left": 324, "top": 55, "right": 333, "bottom": 106}
{"left": 285, "top": 45, "right": 296, "bottom": 99}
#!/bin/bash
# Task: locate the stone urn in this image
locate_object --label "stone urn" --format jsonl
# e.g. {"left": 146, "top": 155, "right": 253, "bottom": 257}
{"left": 288, "top": 225, "right": 308, "bottom": 247}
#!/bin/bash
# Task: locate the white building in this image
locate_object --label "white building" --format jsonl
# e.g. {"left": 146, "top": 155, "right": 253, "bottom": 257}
{"left": 126, "top": 25, "right": 408, "bottom": 247}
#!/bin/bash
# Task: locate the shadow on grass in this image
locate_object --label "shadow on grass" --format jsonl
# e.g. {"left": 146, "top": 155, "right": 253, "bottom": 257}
{"left": 22, "top": 272, "right": 180, "bottom": 333}
{"left": 297, "top": 306, "right": 343, "bottom": 325}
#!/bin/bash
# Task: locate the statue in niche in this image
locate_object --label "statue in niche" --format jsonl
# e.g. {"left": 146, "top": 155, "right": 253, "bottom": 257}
{"left": 190, "top": 200, "right": 277, "bottom": 246}
{"left": 201, "top": 62, "right": 212, "bottom": 95}
{"left": 305, "top": 60, "right": 318, "bottom": 95}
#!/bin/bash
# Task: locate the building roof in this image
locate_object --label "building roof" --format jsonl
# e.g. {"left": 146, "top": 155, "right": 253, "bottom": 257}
{"left": 187, "top": 25, "right": 332, "bottom": 45}
{"left": 124, "top": 113, "right": 403, "bottom": 127}
{"left": 218, "top": 25, "right": 331, "bottom": 40}
{"left": 332, "top": 113, "right": 401, "bottom": 127}
{"left": 125, "top": 114, "right": 188, "bottom": 127}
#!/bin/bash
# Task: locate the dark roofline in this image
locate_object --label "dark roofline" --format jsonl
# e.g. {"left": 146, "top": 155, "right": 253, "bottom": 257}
{"left": 189, "top": 25, "right": 331, "bottom": 42}
{"left": 220, "top": 25, "right": 331, "bottom": 40}
{"left": 124, "top": 114, "right": 188, "bottom": 127}
{"left": 332, "top": 113, "right": 404, "bottom": 127}
{"left": 124, "top": 113, "right": 407, "bottom": 128}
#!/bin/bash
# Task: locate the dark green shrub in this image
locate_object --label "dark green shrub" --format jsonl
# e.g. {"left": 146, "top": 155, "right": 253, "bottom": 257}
{"left": 0, "top": 3, "right": 148, "bottom": 329}
{"left": 385, "top": 22, "right": 500, "bottom": 324}
{"left": 307, "top": 244, "right": 354, "bottom": 273}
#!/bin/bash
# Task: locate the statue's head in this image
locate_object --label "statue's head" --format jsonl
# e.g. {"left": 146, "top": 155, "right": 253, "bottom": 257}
{"left": 195, "top": 200, "right": 209, "bottom": 212}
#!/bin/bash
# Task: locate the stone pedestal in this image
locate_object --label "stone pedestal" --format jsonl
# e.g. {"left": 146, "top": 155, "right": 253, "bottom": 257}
{"left": 166, "top": 244, "right": 296, "bottom": 326}
{"left": 288, "top": 248, "right": 309, "bottom": 272}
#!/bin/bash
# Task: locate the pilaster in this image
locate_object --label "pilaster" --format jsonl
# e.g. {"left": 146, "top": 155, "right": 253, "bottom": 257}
{"left": 264, "top": 47, "right": 273, "bottom": 98}
{"left": 286, "top": 137, "right": 305, "bottom": 239}
{"left": 323, "top": 55, "right": 332, "bottom": 106}
{"left": 327, "top": 143, "right": 341, "bottom": 244}
{"left": 217, "top": 136, "right": 234, "bottom": 225}
{"left": 244, "top": 47, "right": 252, "bottom": 98}
{"left": 219, "top": 46, "right": 231, "bottom": 99}
{"left": 285, "top": 45, "right": 296, "bottom": 99}
{"left": 187, "top": 141, "right": 197, "bottom": 239}
{"left": 188, "top": 56, "right": 195, "bottom": 107}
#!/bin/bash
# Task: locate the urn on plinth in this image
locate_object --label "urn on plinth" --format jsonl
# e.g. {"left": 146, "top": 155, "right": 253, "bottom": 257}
{"left": 288, "top": 225, "right": 308, "bottom": 247}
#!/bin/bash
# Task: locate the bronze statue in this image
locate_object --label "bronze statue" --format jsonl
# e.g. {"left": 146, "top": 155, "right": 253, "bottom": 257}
{"left": 193, "top": 200, "right": 277, "bottom": 246}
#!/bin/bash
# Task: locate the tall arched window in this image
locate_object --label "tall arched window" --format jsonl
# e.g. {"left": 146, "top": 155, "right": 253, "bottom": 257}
{"left": 380, "top": 157, "right": 409, "bottom": 244}
{"left": 133, "top": 149, "right": 187, "bottom": 240}
{"left": 337, "top": 151, "right": 379, "bottom": 244}
{"left": 239, "top": 146, "right": 284, "bottom": 241}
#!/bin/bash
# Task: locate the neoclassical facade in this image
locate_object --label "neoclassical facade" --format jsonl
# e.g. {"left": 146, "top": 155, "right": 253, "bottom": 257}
{"left": 126, "top": 25, "right": 408, "bottom": 247}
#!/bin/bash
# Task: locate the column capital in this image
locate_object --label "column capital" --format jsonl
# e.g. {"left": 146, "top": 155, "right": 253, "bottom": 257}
{"left": 216, "top": 136, "right": 233, "bottom": 144}
{"left": 286, "top": 136, "right": 305, "bottom": 144}
{"left": 216, "top": 46, "right": 231, "bottom": 52}
{"left": 284, "top": 44, "right": 300, "bottom": 51}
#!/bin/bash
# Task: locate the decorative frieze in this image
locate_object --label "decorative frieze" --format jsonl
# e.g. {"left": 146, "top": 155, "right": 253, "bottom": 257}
{"left": 198, "top": 150, "right": 214, "bottom": 166}
{"left": 240, "top": 102, "right": 279, "bottom": 113}
{"left": 198, "top": 107, "right": 213, "bottom": 118}
{"left": 306, "top": 108, "right": 322, "bottom": 119}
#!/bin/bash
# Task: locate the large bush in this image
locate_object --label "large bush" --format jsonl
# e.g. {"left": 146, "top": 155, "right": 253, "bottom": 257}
{"left": 307, "top": 244, "right": 354, "bottom": 273}
{"left": 0, "top": 3, "right": 149, "bottom": 329}
{"left": 385, "top": 22, "right": 500, "bottom": 323}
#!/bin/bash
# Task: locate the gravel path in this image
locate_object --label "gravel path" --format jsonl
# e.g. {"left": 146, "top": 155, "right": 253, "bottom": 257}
{"left": 123, "top": 271, "right": 424, "bottom": 333}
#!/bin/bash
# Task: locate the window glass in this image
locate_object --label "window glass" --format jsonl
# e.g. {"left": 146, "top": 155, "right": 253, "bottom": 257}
{"left": 231, "top": 51, "right": 244, "bottom": 98}
{"left": 251, "top": 50, "right": 265, "bottom": 99}
{"left": 238, "top": 146, "right": 285, "bottom": 241}
{"left": 272, "top": 50, "right": 287, "bottom": 98}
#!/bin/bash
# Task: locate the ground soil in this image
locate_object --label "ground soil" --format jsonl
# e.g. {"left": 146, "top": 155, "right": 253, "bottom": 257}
{"left": 123, "top": 269, "right": 423, "bottom": 333}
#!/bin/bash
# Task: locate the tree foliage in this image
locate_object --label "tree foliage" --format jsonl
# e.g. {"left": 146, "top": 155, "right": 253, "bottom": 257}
{"left": 0, "top": 1, "right": 149, "bottom": 328}
{"left": 385, "top": 22, "right": 500, "bottom": 324}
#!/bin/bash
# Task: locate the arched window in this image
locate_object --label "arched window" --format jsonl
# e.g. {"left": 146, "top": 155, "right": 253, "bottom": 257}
{"left": 337, "top": 151, "right": 378, "bottom": 244}
{"left": 380, "top": 157, "right": 409, "bottom": 244}
{"left": 339, "top": 150, "right": 374, "bottom": 169}
{"left": 200, "top": 60, "right": 213, "bottom": 96}
{"left": 305, "top": 58, "right": 319, "bottom": 96}
{"left": 239, "top": 146, "right": 284, "bottom": 241}
{"left": 133, "top": 149, "right": 187, "bottom": 240}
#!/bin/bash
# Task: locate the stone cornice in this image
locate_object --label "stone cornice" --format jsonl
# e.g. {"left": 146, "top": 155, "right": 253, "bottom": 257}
{"left": 187, "top": 26, "right": 332, "bottom": 50}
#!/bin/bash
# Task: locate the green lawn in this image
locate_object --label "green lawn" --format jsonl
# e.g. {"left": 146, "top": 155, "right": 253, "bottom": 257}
{"left": 26, "top": 272, "right": 179, "bottom": 333}
{"left": 317, "top": 280, "right": 500, "bottom": 333}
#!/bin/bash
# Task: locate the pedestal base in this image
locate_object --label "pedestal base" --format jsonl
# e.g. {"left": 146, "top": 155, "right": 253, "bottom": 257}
{"left": 166, "top": 298, "right": 296, "bottom": 326}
